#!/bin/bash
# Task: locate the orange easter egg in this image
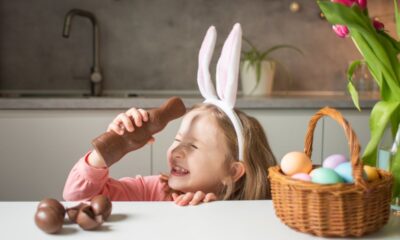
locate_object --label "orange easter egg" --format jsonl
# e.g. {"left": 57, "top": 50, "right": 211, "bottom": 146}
{"left": 281, "top": 151, "right": 313, "bottom": 176}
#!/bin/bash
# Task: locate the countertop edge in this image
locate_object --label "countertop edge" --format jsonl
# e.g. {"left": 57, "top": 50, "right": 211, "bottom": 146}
{"left": 0, "top": 97, "right": 378, "bottom": 110}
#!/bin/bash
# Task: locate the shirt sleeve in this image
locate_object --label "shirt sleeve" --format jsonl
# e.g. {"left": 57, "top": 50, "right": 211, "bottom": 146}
{"left": 63, "top": 151, "right": 172, "bottom": 202}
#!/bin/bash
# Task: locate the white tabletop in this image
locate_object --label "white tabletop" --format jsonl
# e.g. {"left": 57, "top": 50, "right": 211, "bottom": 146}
{"left": 0, "top": 201, "right": 398, "bottom": 240}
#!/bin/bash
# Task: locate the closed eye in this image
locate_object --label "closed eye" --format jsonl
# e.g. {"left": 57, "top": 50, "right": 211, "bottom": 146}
{"left": 175, "top": 138, "right": 198, "bottom": 149}
{"left": 190, "top": 144, "right": 198, "bottom": 149}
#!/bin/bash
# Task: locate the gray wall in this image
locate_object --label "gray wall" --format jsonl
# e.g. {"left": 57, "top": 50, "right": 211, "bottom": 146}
{"left": 0, "top": 0, "right": 396, "bottom": 92}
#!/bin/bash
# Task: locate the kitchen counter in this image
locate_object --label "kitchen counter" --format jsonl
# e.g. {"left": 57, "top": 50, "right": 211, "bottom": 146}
{"left": 0, "top": 92, "right": 379, "bottom": 110}
{"left": 1, "top": 201, "right": 398, "bottom": 240}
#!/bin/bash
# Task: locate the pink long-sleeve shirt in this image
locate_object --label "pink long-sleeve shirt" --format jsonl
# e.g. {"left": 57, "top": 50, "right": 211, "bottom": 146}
{"left": 63, "top": 152, "right": 172, "bottom": 202}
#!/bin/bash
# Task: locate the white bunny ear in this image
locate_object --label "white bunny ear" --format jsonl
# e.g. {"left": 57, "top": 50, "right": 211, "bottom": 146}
{"left": 216, "top": 23, "right": 242, "bottom": 108}
{"left": 197, "top": 26, "right": 218, "bottom": 100}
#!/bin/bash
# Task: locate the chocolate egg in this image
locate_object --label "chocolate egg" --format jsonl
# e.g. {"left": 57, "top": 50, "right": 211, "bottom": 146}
{"left": 34, "top": 207, "right": 64, "bottom": 234}
{"left": 66, "top": 203, "right": 89, "bottom": 223}
{"left": 76, "top": 205, "right": 103, "bottom": 230}
{"left": 37, "top": 198, "right": 66, "bottom": 218}
{"left": 90, "top": 195, "right": 112, "bottom": 220}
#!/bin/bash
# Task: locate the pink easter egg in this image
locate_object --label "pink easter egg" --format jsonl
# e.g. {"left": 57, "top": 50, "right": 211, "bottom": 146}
{"left": 323, "top": 154, "right": 347, "bottom": 169}
{"left": 292, "top": 173, "right": 312, "bottom": 182}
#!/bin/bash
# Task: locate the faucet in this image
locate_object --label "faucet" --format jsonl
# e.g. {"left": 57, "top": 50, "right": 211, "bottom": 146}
{"left": 63, "top": 9, "right": 103, "bottom": 96}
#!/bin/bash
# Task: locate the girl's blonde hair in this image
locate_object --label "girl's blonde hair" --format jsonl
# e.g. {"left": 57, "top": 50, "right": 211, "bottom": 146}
{"left": 191, "top": 103, "right": 277, "bottom": 200}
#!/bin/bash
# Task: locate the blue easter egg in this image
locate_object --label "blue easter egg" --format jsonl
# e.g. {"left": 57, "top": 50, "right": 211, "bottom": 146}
{"left": 311, "top": 168, "right": 344, "bottom": 184}
{"left": 334, "top": 162, "right": 354, "bottom": 183}
{"left": 334, "top": 162, "right": 368, "bottom": 183}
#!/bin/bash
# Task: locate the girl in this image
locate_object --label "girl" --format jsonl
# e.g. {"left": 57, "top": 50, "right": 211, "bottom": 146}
{"left": 63, "top": 23, "right": 277, "bottom": 206}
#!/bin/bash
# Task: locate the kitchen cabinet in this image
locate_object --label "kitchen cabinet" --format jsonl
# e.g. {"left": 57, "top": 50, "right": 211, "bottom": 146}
{"left": 0, "top": 110, "right": 151, "bottom": 201}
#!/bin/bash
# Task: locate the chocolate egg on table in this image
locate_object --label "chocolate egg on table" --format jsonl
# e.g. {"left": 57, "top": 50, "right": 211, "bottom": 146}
{"left": 76, "top": 205, "right": 104, "bottom": 230}
{"left": 323, "top": 154, "right": 347, "bottom": 169}
{"left": 66, "top": 203, "right": 89, "bottom": 223}
{"left": 37, "top": 198, "right": 65, "bottom": 218}
{"left": 34, "top": 207, "right": 64, "bottom": 234}
{"left": 311, "top": 168, "right": 344, "bottom": 184}
{"left": 90, "top": 195, "right": 112, "bottom": 220}
{"left": 280, "top": 152, "right": 313, "bottom": 176}
{"left": 291, "top": 173, "right": 311, "bottom": 182}
{"left": 364, "top": 165, "right": 380, "bottom": 181}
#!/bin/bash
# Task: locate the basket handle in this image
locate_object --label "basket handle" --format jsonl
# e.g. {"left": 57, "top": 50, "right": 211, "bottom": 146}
{"left": 304, "top": 107, "right": 367, "bottom": 189}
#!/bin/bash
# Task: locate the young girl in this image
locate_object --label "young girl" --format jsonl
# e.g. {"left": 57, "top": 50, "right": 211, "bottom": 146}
{"left": 63, "top": 23, "right": 277, "bottom": 206}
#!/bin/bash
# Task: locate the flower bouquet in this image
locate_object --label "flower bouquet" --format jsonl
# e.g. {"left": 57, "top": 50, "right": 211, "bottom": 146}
{"left": 317, "top": 0, "right": 400, "bottom": 203}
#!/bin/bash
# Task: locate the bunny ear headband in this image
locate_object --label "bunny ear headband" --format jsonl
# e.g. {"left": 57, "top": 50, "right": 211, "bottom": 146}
{"left": 197, "top": 23, "right": 244, "bottom": 161}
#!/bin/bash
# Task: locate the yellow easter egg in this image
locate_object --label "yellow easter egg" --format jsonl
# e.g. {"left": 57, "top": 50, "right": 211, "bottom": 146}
{"left": 363, "top": 165, "right": 379, "bottom": 181}
{"left": 280, "top": 151, "right": 313, "bottom": 176}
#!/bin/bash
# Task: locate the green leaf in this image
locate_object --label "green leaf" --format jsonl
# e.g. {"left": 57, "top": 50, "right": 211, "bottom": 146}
{"left": 318, "top": 1, "right": 373, "bottom": 32}
{"left": 363, "top": 101, "right": 400, "bottom": 166}
{"left": 347, "top": 81, "right": 361, "bottom": 111}
{"left": 347, "top": 60, "right": 362, "bottom": 82}
{"left": 395, "top": 0, "right": 400, "bottom": 38}
{"left": 263, "top": 45, "right": 304, "bottom": 59}
{"left": 346, "top": 60, "right": 362, "bottom": 111}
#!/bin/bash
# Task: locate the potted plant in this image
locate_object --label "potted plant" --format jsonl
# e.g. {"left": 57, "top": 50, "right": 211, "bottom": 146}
{"left": 240, "top": 37, "right": 303, "bottom": 96}
{"left": 318, "top": 0, "right": 400, "bottom": 211}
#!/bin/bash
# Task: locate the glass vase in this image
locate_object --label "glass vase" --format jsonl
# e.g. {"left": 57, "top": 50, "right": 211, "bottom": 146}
{"left": 377, "top": 123, "right": 400, "bottom": 214}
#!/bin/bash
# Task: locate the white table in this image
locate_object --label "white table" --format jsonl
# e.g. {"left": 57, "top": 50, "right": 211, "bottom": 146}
{"left": 0, "top": 201, "right": 398, "bottom": 240}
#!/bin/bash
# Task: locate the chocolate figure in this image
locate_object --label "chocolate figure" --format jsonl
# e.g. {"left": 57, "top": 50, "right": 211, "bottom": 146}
{"left": 92, "top": 97, "right": 186, "bottom": 167}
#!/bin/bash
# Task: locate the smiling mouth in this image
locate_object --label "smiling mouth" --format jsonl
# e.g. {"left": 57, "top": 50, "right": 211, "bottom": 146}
{"left": 171, "top": 166, "right": 190, "bottom": 176}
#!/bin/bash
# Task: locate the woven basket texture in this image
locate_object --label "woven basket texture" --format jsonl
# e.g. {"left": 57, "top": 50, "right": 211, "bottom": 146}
{"left": 269, "top": 107, "right": 393, "bottom": 237}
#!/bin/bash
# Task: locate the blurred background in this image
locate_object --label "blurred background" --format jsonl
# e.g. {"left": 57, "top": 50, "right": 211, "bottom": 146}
{"left": 0, "top": 0, "right": 396, "bottom": 93}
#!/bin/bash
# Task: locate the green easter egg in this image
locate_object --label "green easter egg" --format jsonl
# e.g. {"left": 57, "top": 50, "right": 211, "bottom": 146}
{"left": 311, "top": 168, "right": 344, "bottom": 184}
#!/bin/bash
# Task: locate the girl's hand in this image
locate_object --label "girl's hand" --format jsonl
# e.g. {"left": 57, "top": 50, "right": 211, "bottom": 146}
{"left": 172, "top": 191, "right": 217, "bottom": 206}
{"left": 107, "top": 107, "right": 155, "bottom": 143}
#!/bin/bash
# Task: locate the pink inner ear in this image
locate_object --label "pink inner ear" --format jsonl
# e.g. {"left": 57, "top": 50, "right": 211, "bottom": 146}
{"left": 217, "top": 29, "right": 235, "bottom": 100}
{"left": 197, "top": 26, "right": 217, "bottom": 99}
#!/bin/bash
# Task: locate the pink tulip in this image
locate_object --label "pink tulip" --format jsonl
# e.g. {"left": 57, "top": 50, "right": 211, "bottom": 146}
{"left": 332, "top": 0, "right": 367, "bottom": 10}
{"left": 332, "top": 0, "right": 354, "bottom": 7}
{"left": 356, "top": 0, "right": 367, "bottom": 10}
{"left": 332, "top": 24, "right": 350, "bottom": 38}
{"left": 372, "top": 18, "right": 384, "bottom": 31}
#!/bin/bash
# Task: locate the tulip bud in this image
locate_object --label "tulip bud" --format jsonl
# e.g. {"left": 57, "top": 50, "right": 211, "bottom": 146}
{"left": 372, "top": 18, "right": 384, "bottom": 31}
{"left": 356, "top": 0, "right": 367, "bottom": 10}
{"left": 332, "top": 24, "right": 350, "bottom": 38}
{"left": 331, "top": 0, "right": 367, "bottom": 10}
{"left": 331, "top": 0, "right": 355, "bottom": 7}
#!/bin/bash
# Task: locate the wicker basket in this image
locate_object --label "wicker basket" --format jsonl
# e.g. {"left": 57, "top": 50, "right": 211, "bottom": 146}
{"left": 268, "top": 107, "right": 393, "bottom": 237}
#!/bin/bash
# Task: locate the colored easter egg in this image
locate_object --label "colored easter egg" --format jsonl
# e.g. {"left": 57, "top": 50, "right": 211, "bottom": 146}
{"left": 292, "top": 173, "right": 312, "bottom": 182}
{"left": 309, "top": 168, "right": 317, "bottom": 177}
{"left": 280, "top": 152, "right": 313, "bottom": 176}
{"left": 311, "top": 168, "right": 344, "bottom": 184}
{"left": 364, "top": 165, "right": 380, "bottom": 181}
{"left": 323, "top": 154, "right": 347, "bottom": 169}
{"left": 334, "top": 162, "right": 354, "bottom": 183}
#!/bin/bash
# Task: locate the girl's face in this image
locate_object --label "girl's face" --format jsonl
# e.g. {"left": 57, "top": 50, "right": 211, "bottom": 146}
{"left": 167, "top": 109, "right": 229, "bottom": 194}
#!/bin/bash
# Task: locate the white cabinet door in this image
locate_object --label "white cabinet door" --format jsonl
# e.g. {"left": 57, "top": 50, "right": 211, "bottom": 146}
{"left": 0, "top": 110, "right": 151, "bottom": 201}
{"left": 322, "top": 109, "right": 371, "bottom": 162}
{"left": 246, "top": 109, "right": 323, "bottom": 164}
